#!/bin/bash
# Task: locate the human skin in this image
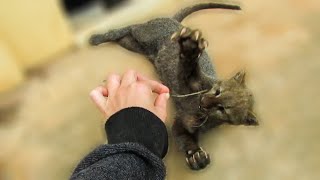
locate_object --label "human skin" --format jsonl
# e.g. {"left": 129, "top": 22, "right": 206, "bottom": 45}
{"left": 89, "top": 70, "right": 170, "bottom": 123}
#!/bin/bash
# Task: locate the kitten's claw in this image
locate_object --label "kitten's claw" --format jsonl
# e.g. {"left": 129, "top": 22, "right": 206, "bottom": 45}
{"left": 185, "top": 147, "right": 210, "bottom": 170}
{"left": 180, "top": 27, "right": 187, "bottom": 35}
{"left": 191, "top": 30, "right": 201, "bottom": 41}
{"left": 171, "top": 32, "right": 179, "bottom": 41}
{"left": 198, "top": 38, "right": 209, "bottom": 50}
{"left": 180, "top": 27, "right": 192, "bottom": 38}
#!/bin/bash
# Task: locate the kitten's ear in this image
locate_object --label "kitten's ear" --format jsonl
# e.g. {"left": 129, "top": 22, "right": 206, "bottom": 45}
{"left": 245, "top": 111, "right": 259, "bottom": 126}
{"left": 232, "top": 70, "right": 246, "bottom": 85}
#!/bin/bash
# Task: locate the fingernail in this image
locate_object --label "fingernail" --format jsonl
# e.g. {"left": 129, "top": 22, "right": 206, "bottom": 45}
{"left": 165, "top": 93, "right": 170, "bottom": 99}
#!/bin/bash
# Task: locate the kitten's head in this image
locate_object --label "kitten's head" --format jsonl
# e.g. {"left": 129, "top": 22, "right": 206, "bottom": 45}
{"left": 200, "top": 70, "right": 258, "bottom": 126}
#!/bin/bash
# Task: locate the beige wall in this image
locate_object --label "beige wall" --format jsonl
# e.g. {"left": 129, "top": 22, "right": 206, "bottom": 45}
{"left": 0, "top": 0, "right": 73, "bottom": 93}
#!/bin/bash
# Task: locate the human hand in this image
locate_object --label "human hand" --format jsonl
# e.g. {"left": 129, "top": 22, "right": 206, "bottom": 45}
{"left": 89, "top": 70, "right": 170, "bottom": 123}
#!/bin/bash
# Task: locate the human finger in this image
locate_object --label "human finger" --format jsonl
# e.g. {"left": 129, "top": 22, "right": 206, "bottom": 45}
{"left": 120, "top": 70, "right": 137, "bottom": 87}
{"left": 106, "top": 74, "right": 121, "bottom": 96}
{"left": 137, "top": 73, "right": 169, "bottom": 94}
{"left": 89, "top": 86, "right": 108, "bottom": 114}
{"left": 154, "top": 93, "right": 170, "bottom": 121}
{"left": 97, "top": 84, "right": 108, "bottom": 97}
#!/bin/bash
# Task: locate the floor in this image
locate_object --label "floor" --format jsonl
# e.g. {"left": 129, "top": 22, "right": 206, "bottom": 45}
{"left": 1, "top": 0, "right": 320, "bottom": 179}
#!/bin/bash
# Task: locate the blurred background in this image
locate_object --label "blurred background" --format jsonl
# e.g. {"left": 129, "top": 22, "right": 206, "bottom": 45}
{"left": 0, "top": 0, "right": 319, "bottom": 179}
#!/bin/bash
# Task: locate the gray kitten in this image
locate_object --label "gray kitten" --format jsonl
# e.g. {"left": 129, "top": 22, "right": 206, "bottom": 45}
{"left": 90, "top": 2, "right": 258, "bottom": 170}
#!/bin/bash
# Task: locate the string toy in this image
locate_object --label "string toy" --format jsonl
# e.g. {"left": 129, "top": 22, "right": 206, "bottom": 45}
{"left": 192, "top": 116, "right": 209, "bottom": 128}
{"left": 170, "top": 89, "right": 209, "bottom": 98}
{"left": 170, "top": 89, "right": 210, "bottom": 127}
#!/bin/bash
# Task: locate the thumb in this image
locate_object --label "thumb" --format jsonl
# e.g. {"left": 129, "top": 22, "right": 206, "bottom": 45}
{"left": 154, "top": 93, "right": 170, "bottom": 121}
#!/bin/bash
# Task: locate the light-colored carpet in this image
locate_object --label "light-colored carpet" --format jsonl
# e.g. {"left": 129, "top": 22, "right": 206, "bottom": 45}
{"left": 1, "top": 0, "right": 320, "bottom": 179}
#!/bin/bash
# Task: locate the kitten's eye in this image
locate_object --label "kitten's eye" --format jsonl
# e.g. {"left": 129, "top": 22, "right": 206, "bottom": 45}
{"left": 217, "top": 104, "right": 225, "bottom": 113}
{"left": 215, "top": 88, "right": 221, "bottom": 97}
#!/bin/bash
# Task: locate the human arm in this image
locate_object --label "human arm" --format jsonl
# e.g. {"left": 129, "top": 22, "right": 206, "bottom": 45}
{"left": 70, "top": 70, "right": 170, "bottom": 180}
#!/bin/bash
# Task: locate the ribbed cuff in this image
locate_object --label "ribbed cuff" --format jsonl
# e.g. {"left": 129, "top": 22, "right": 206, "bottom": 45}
{"left": 105, "top": 107, "right": 168, "bottom": 158}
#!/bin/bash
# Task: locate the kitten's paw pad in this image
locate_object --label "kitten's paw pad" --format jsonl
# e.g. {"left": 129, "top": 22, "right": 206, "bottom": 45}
{"left": 185, "top": 147, "right": 210, "bottom": 170}
{"left": 89, "top": 34, "right": 105, "bottom": 46}
{"left": 171, "top": 28, "right": 208, "bottom": 59}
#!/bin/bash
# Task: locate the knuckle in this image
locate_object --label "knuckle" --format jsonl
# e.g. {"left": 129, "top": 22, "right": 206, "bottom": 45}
{"left": 125, "top": 69, "right": 136, "bottom": 76}
{"left": 134, "top": 83, "right": 148, "bottom": 92}
{"left": 108, "top": 74, "right": 120, "bottom": 84}
{"left": 108, "top": 74, "right": 118, "bottom": 81}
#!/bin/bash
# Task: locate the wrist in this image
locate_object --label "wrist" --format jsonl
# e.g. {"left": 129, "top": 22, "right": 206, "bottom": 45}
{"left": 105, "top": 107, "right": 168, "bottom": 158}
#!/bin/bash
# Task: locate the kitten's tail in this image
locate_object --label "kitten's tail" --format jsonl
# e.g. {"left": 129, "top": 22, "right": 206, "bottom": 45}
{"left": 173, "top": 3, "right": 241, "bottom": 22}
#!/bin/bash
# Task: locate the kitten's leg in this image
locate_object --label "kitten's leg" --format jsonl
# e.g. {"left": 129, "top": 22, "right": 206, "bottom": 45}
{"left": 89, "top": 26, "right": 144, "bottom": 54}
{"left": 171, "top": 27, "right": 209, "bottom": 91}
{"left": 90, "top": 27, "right": 131, "bottom": 45}
{"left": 173, "top": 116, "right": 211, "bottom": 170}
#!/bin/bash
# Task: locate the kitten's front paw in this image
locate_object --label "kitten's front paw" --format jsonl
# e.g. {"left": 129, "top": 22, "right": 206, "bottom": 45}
{"left": 185, "top": 147, "right": 210, "bottom": 170}
{"left": 171, "top": 27, "right": 208, "bottom": 59}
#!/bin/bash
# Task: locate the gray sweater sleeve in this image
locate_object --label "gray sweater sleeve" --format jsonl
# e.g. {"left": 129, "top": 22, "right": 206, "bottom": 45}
{"left": 70, "top": 107, "right": 168, "bottom": 180}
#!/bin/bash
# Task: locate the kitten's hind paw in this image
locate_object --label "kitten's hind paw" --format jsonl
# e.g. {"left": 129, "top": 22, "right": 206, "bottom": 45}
{"left": 89, "top": 34, "right": 105, "bottom": 46}
{"left": 171, "top": 27, "right": 208, "bottom": 59}
{"left": 185, "top": 147, "right": 210, "bottom": 170}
